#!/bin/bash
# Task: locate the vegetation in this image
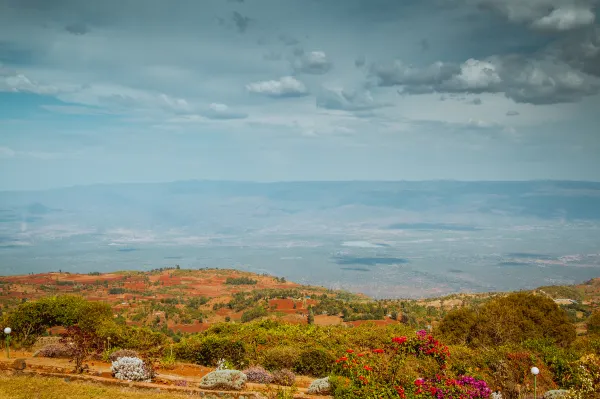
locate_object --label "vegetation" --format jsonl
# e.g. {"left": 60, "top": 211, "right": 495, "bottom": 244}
{"left": 438, "top": 292, "right": 576, "bottom": 347}
{"left": 225, "top": 276, "right": 258, "bottom": 285}
{"left": 0, "top": 375, "right": 195, "bottom": 399}
{"left": 1, "top": 273, "right": 599, "bottom": 398}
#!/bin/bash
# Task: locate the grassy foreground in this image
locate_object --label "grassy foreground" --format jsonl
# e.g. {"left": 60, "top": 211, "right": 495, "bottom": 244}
{"left": 0, "top": 375, "right": 194, "bottom": 399}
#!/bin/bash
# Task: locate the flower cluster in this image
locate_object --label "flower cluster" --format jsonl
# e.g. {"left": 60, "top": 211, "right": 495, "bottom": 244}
{"left": 243, "top": 366, "right": 274, "bottom": 384}
{"left": 111, "top": 356, "right": 153, "bottom": 382}
{"left": 332, "top": 331, "right": 490, "bottom": 398}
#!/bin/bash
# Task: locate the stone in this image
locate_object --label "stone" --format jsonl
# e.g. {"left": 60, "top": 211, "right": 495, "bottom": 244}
{"left": 11, "top": 358, "right": 26, "bottom": 370}
{"left": 199, "top": 370, "right": 247, "bottom": 391}
{"left": 308, "top": 377, "right": 331, "bottom": 395}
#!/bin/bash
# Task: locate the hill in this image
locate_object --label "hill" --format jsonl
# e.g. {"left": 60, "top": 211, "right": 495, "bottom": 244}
{"left": 1, "top": 269, "right": 598, "bottom": 336}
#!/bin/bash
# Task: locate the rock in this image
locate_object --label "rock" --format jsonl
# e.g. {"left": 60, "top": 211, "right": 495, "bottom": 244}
{"left": 199, "top": 370, "right": 247, "bottom": 391}
{"left": 543, "top": 390, "right": 570, "bottom": 399}
{"left": 32, "top": 350, "right": 41, "bottom": 358}
{"left": 308, "top": 377, "right": 331, "bottom": 395}
{"left": 11, "top": 359, "right": 26, "bottom": 370}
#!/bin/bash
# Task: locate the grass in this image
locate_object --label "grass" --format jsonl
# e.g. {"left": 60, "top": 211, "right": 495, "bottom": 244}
{"left": 0, "top": 375, "right": 195, "bottom": 399}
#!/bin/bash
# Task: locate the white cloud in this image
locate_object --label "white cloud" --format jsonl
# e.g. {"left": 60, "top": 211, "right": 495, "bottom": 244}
{"left": 532, "top": 6, "right": 596, "bottom": 31}
{"left": 0, "top": 146, "right": 16, "bottom": 158}
{"left": 0, "top": 65, "right": 58, "bottom": 95}
{"left": 246, "top": 76, "right": 309, "bottom": 97}
{"left": 202, "top": 103, "right": 247, "bottom": 120}
{"left": 469, "top": 0, "right": 597, "bottom": 31}
{"left": 292, "top": 51, "right": 332, "bottom": 74}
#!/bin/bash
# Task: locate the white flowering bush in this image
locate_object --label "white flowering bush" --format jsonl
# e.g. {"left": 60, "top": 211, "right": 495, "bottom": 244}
{"left": 308, "top": 376, "right": 330, "bottom": 395}
{"left": 111, "top": 356, "right": 153, "bottom": 382}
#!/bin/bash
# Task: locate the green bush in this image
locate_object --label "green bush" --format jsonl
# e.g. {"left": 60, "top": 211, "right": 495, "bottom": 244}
{"left": 241, "top": 306, "right": 267, "bottom": 323}
{"left": 178, "top": 335, "right": 247, "bottom": 368}
{"left": 261, "top": 346, "right": 301, "bottom": 371}
{"left": 293, "top": 348, "right": 335, "bottom": 377}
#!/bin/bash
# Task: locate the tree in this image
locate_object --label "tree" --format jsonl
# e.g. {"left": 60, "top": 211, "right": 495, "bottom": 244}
{"left": 307, "top": 307, "right": 315, "bottom": 325}
{"left": 438, "top": 292, "right": 576, "bottom": 347}
{"left": 437, "top": 307, "right": 477, "bottom": 345}
{"left": 60, "top": 325, "right": 101, "bottom": 373}
{"left": 588, "top": 311, "right": 600, "bottom": 335}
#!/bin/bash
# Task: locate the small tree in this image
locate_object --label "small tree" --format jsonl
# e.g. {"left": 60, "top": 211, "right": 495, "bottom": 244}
{"left": 307, "top": 307, "right": 315, "bottom": 325}
{"left": 59, "top": 325, "right": 100, "bottom": 373}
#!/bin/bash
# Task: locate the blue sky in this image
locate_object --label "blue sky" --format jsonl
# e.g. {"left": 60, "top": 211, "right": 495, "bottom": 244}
{"left": 1, "top": 0, "right": 599, "bottom": 190}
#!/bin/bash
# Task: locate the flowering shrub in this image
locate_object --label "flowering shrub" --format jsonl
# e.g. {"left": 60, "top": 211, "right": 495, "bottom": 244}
{"left": 331, "top": 330, "right": 491, "bottom": 398}
{"left": 111, "top": 356, "right": 153, "bottom": 382}
{"left": 243, "top": 366, "right": 274, "bottom": 384}
{"left": 38, "top": 343, "right": 72, "bottom": 358}
{"left": 565, "top": 354, "right": 600, "bottom": 399}
{"left": 272, "top": 369, "right": 296, "bottom": 386}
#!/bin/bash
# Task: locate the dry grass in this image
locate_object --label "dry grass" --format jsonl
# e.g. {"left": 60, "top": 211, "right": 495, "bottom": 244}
{"left": 0, "top": 375, "right": 196, "bottom": 399}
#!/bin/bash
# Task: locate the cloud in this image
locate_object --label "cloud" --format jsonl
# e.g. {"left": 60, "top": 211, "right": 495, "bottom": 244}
{"left": 246, "top": 76, "right": 309, "bottom": 97}
{"left": 551, "top": 26, "right": 600, "bottom": 77}
{"left": 316, "top": 87, "right": 389, "bottom": 111}
{"left": 202, "top": 103, "right": 247, "bottom": 120}
{"left": 278, "top": 34, "right": 299, "bottom": 46}
{"left": 506, "top": 110, "right": 520, "bottom": 116}
{"left": 0, "top": 146, "right": 66, "bottom": 160}
{"left": 292, "top": 51, "right": 332, "bottom": 74}
{"left": 0, "top": 147, "right": 16, "bottom": 158}
{"left": 372, "top": 55, "right": 600, "bottom": 104}
{"left": 532, "top": 7, "right": 596, "bottom": 31}
{"left": 0, "top": 65, "right": 58, "bottom": 95}
{"left": 470, "top": 97, "right": 483, "bottom": 105}
{"left": 355, "top": 55, "right": 367, "bottom": 68}
{"left": 232, "top": 11, "right": 250, "bottom": 33}
{"left": 65, "top": 22, "right": 89, "bottom": 35}
{"left": 469, "top": 0, "right": 597, "bottom": 32}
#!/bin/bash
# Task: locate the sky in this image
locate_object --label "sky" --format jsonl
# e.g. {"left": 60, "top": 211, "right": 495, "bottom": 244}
{"left": 1, "top": 0, "right": 600, "bottom": 190}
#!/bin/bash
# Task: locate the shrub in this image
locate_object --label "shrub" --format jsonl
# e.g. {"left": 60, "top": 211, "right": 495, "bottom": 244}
{"left": 261, "top": 346, "right": 301, "bottom": 371}
{"left": 108, "top": 349, "right": 139, "bottom": 362}
{"left": 192, "top": 336, "right": 247, "bottom": 368}
{"left": 294, "top": 348, "right": 335, "bottom": 377}
{"left": 308, "top": 377, "right": 331, "bottom": 395}
{"left": 438, "top": 293, "right": 576, "bottom": 348}
{"left": 199, "top": 370, "right": 247, "bottom": 391}
{"left": 241, "top": 306, "right": 267, "bottom": 323}
{"left": 332, "top": 330, "right": 490, "bottom": 398}
{"left": 225, "top": 277, "right": 257, "bottom": 285}
{"left": 272, "top": 369, "right": 296, "bottom": 386}
{"left": 243, "top": 366, "right": 274, "bottom": 384}
{"left": 111, "top": 356, "right": 153, "bottom": 382}
{"left": 587, "top": 311, "right": 600, "bottom": 336}
{"left": 37, "top": 343, "right": 72, "bottom": 358}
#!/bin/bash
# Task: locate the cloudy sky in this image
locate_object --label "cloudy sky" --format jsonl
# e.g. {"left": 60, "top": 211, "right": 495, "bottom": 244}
{"left": 1, "top": 0, "right": 599, "bottom": 190}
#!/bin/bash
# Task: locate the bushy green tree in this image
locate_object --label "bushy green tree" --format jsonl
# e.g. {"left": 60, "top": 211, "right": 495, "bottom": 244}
{"left": 588, "top": 311, "right": 600, "bottom": 336}
{"left": 438, "top": 293, "right": 576, "bottom": 347}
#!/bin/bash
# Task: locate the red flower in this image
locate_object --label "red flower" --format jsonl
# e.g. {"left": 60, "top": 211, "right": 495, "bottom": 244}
{"left": 357, "top": 353, "right": 365, "bottom": 357}
{"left": 346, "top": 349, "right": 354, "bottom": 353}
{"left": 392, "top": 336, "right": 407, "bottom": 344}
{"left": 372, "top": 348, "right": 384, "bottom": 354}
{"left": 363, "top": 365, "right": 373, "bottom": 371}
{"left": 395, "top": 386, "right": 406, "bottom": 398}
{"left": 336, "top": 356, "right": 348, "bottom": 363}
{"left": 414, "top": 379, "right": 424, "bottom": 386}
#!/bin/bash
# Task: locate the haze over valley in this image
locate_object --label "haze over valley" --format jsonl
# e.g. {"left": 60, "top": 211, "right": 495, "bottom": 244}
{"left": 2, "top": 180, "right": 599, "bottom": 298}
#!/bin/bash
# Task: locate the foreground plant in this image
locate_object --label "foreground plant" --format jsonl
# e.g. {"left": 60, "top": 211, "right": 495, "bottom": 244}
{"left": 331, "top": 330, "right": 491, "bottom": 398}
